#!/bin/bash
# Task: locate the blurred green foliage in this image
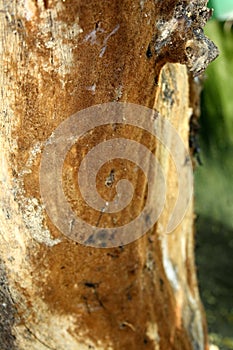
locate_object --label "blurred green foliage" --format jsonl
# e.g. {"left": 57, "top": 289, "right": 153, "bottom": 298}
{"left": 209, "top": 0, "right": 233, "bottom": 21}
{"left": 201, "top": 21, "right": 233, "bottom": 149}
{"left": 195, "top": 20, "right": 233, "bottom": 350}
{"left": 195, "top": 20, "right": 233, "bottom": 229}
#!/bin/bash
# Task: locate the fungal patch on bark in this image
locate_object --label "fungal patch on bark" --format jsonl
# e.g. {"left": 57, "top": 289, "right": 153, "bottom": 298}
{"left": 84, "top": 23, "right": 120, "bottom": 58}
{"left": 154, "top": 0, "right": 219, "bottom": 76}
{"left": 11, "top": 142, "right": 62, "bottom": 247}
{"left": 20, "top": 197, "right": 62, "bottom": 246}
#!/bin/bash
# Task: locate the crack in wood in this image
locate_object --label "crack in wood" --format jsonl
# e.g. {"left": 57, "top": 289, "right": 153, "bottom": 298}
{"left": 25, "top": 325, "right": 56, "bottom": 350}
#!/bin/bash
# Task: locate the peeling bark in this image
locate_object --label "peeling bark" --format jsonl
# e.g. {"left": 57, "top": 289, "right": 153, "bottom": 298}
{"left": 0, "top": 1, "right": 217, "bottom": 349}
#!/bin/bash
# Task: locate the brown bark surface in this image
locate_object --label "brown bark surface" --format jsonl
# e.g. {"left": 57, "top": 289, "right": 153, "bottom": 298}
{"left": 0, "top": 1, "right": 218, "bottom": 349}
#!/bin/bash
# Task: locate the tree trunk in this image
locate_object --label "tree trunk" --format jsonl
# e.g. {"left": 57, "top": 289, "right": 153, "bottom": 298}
{"left": 0, "top": 1, "right": 218, "bottom": 349}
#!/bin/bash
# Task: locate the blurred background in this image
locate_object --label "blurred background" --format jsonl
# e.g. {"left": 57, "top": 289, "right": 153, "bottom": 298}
{"left": 195, "top": 1, "right": 233, "bottom": 349}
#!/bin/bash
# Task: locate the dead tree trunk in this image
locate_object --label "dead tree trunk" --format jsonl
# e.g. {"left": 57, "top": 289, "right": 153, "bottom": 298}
{"left": 0, "top": 1, "right": 218, "bottom": 349}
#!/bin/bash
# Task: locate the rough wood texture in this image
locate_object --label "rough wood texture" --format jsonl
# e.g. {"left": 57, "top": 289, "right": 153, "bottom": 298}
{"left": 0, "top": 1, "right": 217, "bottom": 349}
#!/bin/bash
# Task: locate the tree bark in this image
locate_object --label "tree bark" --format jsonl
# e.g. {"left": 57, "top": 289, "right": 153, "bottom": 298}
{"left": 0, "top": 1, "right": 217, "bottom": 349}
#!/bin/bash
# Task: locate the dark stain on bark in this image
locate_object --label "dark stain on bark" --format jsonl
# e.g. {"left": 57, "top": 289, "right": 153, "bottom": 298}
{"left": 0, "top": 260, "right": 17, "bottom": 350}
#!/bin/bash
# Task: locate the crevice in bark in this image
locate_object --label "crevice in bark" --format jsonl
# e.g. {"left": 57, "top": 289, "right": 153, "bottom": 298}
{"left": 24, "top": 325, "right": 56, "bottom": 350}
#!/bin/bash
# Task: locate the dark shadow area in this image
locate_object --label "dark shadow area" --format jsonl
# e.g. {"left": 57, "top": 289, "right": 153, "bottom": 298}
{"left": 196, "top": 216, "right": 233, "bottom": 337}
